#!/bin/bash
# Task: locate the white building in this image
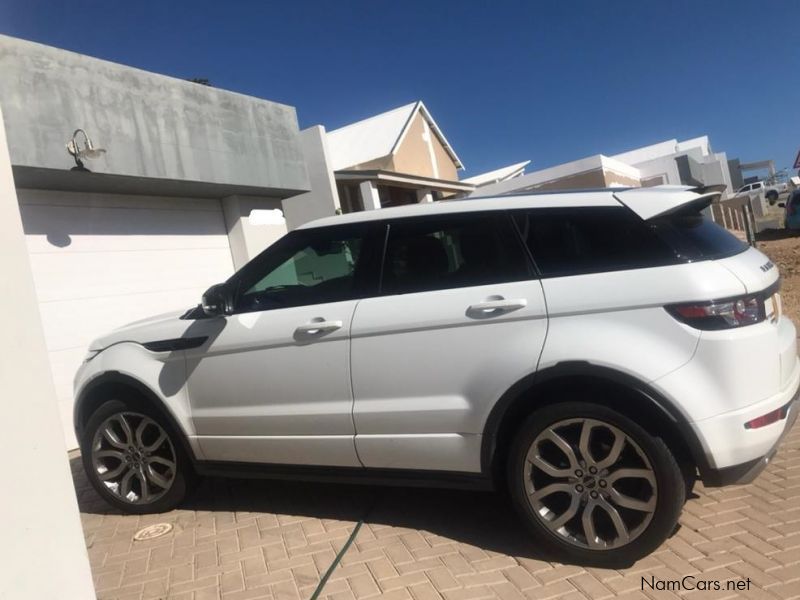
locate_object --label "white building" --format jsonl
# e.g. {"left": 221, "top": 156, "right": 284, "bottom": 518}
{"left": 610, "top": 136, "right": 734, "bottom": 193}
{"left": 472, "top": 136, "right": 737, "bottom": 198}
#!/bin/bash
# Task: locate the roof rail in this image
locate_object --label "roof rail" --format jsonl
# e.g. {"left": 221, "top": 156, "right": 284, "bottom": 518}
{"left": 469, "top": 186, "right": 634, "bottom": 201}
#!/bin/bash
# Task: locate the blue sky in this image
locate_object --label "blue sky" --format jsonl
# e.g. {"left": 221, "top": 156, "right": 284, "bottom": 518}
{"left": 2, "top": 0, "right": 798, "bottom": 177}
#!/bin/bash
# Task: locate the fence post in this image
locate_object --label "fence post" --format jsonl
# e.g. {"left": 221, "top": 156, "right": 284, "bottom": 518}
{"left": 742, "top": 204, "right": 755, "bottom": 246}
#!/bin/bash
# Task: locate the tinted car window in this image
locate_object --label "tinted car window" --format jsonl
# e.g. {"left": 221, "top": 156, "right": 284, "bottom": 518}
{"left": 230, "top": 224, "right": 374, "bottom": 313}
{"left": 513, "top": 207, "right": 678, "bottom": 277}
{"left": 648, "top": 212, "right": 747, "bottom": 260}
{"left": 381, "top": 213, "right": 531, "bottom": 294}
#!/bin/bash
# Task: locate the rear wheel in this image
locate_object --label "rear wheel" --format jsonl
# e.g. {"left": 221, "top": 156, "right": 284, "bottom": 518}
{"left": 767, "top": 190, "right": 779, "bottom": 203}
{"left": 81, "top": 398, "right": 192, "bottom": 513}
{"left": 508, "top": 402, "right": 685, "bottom": 566}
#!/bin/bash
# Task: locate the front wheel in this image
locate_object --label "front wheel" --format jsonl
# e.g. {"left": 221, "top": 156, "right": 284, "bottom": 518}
{"left": 508, "top": 402, "right": 685, "bottom": 567}
{"left": 81, "top": 398, "right": 192, "bottom": 513}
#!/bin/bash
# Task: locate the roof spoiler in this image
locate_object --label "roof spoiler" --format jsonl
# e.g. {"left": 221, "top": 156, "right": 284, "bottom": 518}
{"left": 613, "top": 185, "right": 724, "bottom": 220}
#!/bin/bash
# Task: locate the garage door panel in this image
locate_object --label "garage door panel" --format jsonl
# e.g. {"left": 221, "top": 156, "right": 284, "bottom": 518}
{"left": 38, "top": 288, "right": 207, "bottom": 352}
{"left": 19, "top": 191, "right": 236, "bottom": 449}
{"left": 21, "top": 204, "right": 230, "bottom": 254}
{"left": 28, "top": 248, "right": 232, "bottom": 302}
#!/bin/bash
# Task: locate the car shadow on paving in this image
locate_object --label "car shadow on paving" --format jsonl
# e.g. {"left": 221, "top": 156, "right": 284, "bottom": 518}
{"left": 70, "top": 422, "right": 800, "bottom": 600}
{"left": 72, "top": 456, "right": 547, "bottom": 560}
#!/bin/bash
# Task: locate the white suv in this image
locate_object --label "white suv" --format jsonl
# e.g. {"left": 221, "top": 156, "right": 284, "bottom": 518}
{"left": 74, "top": 186, "right": 799, "bottom": 565}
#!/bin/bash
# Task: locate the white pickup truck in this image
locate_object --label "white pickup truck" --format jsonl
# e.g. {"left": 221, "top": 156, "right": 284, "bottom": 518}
{"left": 735, "top": 179, "right": 789, "bottom": 203}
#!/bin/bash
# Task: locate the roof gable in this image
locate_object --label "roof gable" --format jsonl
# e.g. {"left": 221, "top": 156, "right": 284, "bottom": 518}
{"left": 325, "top": 101, "right": 463, "bottom": 171}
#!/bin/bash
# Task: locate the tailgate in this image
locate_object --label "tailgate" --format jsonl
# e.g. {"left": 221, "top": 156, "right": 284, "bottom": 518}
{"left": 717, "top": 247, "right": 795, "bottom": 387}
{"left": 715, "top": 246, "right": 779, "bottom": 295}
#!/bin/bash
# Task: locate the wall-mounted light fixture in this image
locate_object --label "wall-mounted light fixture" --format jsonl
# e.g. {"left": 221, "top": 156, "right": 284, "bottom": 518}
{"left": 66, "top": 129, "right": 106, "bottom": 171}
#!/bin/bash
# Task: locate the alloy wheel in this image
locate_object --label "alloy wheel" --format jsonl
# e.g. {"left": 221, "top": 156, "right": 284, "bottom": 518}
{"left": 90, "top": 412, "right": 177, "bottom": 505}
{"left": 523, "top": 417, "right": 657, "bottom": 550}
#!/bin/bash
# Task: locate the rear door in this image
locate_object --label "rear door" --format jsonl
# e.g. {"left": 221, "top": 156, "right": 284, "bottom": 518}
{"left": 350, "top": 212, "right": 548, "bottom": 473}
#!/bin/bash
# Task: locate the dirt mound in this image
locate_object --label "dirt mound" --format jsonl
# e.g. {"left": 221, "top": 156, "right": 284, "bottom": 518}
{"left": 757, "top": 231, "right": 800, "bottom": 322}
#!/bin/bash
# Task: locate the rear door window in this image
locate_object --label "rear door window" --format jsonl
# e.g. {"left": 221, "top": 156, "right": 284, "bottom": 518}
{"left": 381, "top": 213, "right": 531, "bottom": 294}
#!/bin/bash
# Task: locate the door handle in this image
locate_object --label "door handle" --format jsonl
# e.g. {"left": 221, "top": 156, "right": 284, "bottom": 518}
{"left": 467, "top": 298, "right": 527, "bottom": 314}
{"left": 295, "top": 319, "right": 343, "bottom": 336}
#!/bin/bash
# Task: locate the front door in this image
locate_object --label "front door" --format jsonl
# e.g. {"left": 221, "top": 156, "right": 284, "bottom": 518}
{"left": 186, "top": 222, "right": 380, "bottom": 467}
{"left": 350, "top": 212, "right": 548, "bottom": 473}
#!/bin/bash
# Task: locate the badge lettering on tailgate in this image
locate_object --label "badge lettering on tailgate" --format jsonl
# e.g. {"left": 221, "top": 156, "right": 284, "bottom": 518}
{"left": 760, "top": 260, "right": 775, "bottom": 272}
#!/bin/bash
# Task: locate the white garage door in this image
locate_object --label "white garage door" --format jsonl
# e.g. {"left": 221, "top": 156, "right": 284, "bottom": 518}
{"left": 18, "top": 190, "right": 235, "bottom": 448}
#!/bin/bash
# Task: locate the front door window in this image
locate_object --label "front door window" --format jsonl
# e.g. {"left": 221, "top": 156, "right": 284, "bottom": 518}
{"left": 230, "top": 225, "right": 374, "bottom": 313}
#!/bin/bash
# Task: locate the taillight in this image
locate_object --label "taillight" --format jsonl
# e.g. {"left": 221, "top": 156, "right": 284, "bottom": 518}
{"left": 665, "top": 294, "right": 765, "bottom": 330}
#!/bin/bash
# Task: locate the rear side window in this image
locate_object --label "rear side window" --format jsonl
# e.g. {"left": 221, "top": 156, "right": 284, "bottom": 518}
{"left": 512, "top": 207, "right": 678, "bottom": 277}
{"left": 648, "top": 213, "right": 747, "bottom": 260}
{"left": 381, "top": 213, "right": 531, "bottom": 294}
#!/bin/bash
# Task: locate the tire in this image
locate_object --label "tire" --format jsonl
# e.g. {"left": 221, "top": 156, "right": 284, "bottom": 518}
{"left": 81, "top": 397, "right": 193, "bottom": 513}
{"left": 508, "top": 402, "right": 685, "bottom": 567}
{"left": 766, "top": 191, "right": 778, "bottom": 203}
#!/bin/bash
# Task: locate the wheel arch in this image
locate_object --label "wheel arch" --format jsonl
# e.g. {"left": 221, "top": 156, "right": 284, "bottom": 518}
{"left": 74, "top": 371, "right": 196, "bottom": 462}
{"left": 481, "top": 361, "right": 709, "bottom": 481}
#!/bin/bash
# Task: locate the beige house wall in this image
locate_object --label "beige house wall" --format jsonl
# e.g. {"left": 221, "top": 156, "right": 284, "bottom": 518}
{"left": 431, "top": 132, "right": 458, "bottom": 181}
{"left": 603, "top": 170, "right": 641, "bottom": 188}
{"left": 391, "top": 112, "right": 458, "bottom": 180}
{"left": 514, "top": 168, "right": 642, "bottom": 193}
{"left": 526, "top": 169, "right": 608, "bottom": 191}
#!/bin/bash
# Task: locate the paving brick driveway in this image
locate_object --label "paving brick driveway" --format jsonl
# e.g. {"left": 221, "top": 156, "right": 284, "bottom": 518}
{"left": 72, "top": 421, "right": 800, "bottom": 600}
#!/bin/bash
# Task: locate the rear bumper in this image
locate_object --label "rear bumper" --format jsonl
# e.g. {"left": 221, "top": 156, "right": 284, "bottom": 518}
{"left": 700, "top": 386, "right": 799, "bottom": 486}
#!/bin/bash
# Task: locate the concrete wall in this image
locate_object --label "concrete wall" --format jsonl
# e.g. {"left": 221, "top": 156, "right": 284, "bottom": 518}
{"left": 632, "top": 155, "right": 683, "bottom": 187}
{"left": 222, "top": 196, "right": 287, "bottom": 269}
{"left": 282, "top": 126, "right": 340, "bottom": 230}
{"left": 676, "top": 136, "right": 711, "bottom": 156}
{"left": 0, "top": 105, "right": 95, "bottom": 599}
{"left": 713, "top": 152, "right": 733, "bottom": 194}
{"left": 729, "top": 158, "right": 745, "bottom": 191}
{"left": 676, "top": 154, "right": 705, "bottom": 186}
{"left": 0, "top": 35, "right": 308, "bottom": 194}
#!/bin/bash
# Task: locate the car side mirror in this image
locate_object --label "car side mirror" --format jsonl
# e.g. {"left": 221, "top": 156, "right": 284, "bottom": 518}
{"left": 202, "top": 283, "right": 232, "bottom": 317}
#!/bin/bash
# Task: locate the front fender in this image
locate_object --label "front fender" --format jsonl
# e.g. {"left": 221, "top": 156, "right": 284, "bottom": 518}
{"left": 73, "top": 341, "right": 199, "bottom": 458}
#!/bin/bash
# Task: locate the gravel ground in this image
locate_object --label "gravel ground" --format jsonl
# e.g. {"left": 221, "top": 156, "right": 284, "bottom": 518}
{"left": 757, "top": 230, "right": 800, "bottom": 323}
